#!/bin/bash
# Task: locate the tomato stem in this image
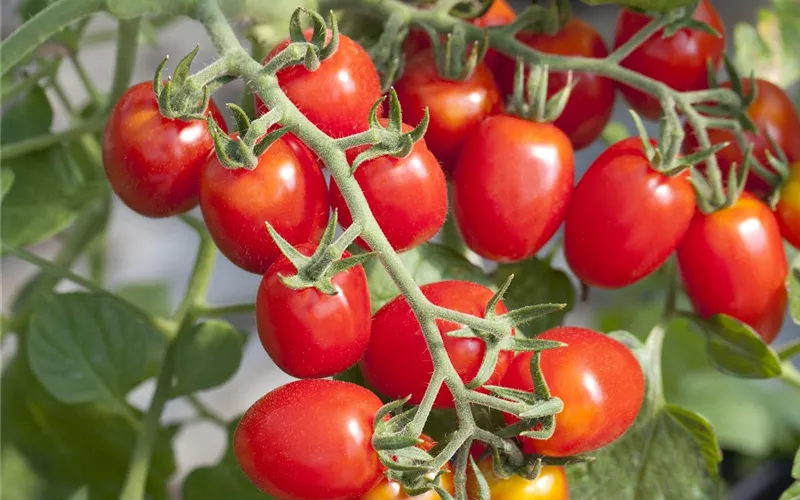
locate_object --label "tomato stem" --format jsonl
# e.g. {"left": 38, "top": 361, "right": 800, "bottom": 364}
{"left": 108, "top": 17, "right": 142, "bottom": 107}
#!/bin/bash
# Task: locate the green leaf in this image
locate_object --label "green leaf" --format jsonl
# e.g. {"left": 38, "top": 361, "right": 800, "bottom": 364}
{"left": 1, "top": 85, "right": 52, "bottom": 145}
{"left": 578, "top": 0, "right": 695, "bottom": 12}
{"left": 115, "top": 282, "right": 173, "bottom": 318}
{"left": 172, "top": 320, "right": 244, "bottom": 397}
{"left": 666, "top": 405, "right": 722, "bottom": 479}
{"left": 0, "top": 446, "right": 49, "bottom": 500}
{"left": 27, "top": 293, "right": 167, "bottom": 408}
{"left": 794, "top": 447, "right": 800, "bottom": 479}
{"left": 67, "top": 487, "right": 89, "bottom": 500}
{"left": 789, "top": 254, "right": 800, "bottom": 325}
{"left": 1, "top": 168, "right": 15, "bottom": 200}
{"left": 492, "top": 258, "right": 575, "bottom": 336}
{"left": 781, "top": 481, "right": 800, "bottom": 500}
{"left": 364, "top": 242, "right": 491, "bottom": 312}
{"left": 694, "top": 314, "right": 782, "bottom": 379}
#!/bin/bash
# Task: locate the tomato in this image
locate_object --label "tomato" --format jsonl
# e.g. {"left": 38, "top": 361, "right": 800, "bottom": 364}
{"left": 256, "top": 245, "right": 371, "bottom": 378}
{"left": 394, "top": 49, "right": 503, "bottom": 173}
{"left": 684, "top": 79, "right": 800, "bottom": 197}
{"left": 199, "top": 137, "right": 329, "bottom": 274}
{"left": 501, "top": 327, "right": 645, "bottom": 457}
{"left": 256, "top": 29, "right": 382, "bottom": 138}
{"left": 493, "top": 18, "right": 615, "bottom": 150}
{"left": 329, "top": 121, "right": 448, "bottom": 253}
{"left": 102, "top": 81, "right": 225, "bottom": 218}
{"left": 467, "top": 458, "right": 568, "bottom": 500}
{"left": 776, "top": 163, "right": 800, "bottom": 248}
{"left": 613, "top": 0, "right": 725, "bottom": 120}
{"left": 234, "top": 379, "right": 384, "bottom": 500}
{"left": 677, "top": 193, "right": 788, "bottom": 343}
{"left": 361, "top": 281, "right": 514, "bottom": 409}
{"left": 452, "top": 114, "right": 574, "bottom": 262}
{"left": 564, "top": 137, "right": 696, "bottom": 288}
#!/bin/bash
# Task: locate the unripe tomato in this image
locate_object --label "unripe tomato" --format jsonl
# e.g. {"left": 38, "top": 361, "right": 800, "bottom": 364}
{"left": 199, "top": 138, "right": 329, "bottom": 274}
{"left": 394, "top": 50, "right": 503, "bottom": 173}
{"left": 452, "top": 114, "right": 574, "bottom": 262}
{"left": 613, "top": 0, "right": 725, "bottom": 120}
{"left": 564, "top": 137, "right": 696, "bottom": 288}
{"left": 677, "top": 193, "right": 788, "bottom": 343}
{"left": 493, "top": 18, "right": 615, "bottom": 150}
{"left": 361, "top": 281, "right": 514, "bottom": 409}
{"left": 102, "top": 81, "right": 225, "bottom": 217}
{"left": 329, "top": 121, "right": 448, "bottom": 253}
{"left": 234, "top": 380, "right": 384, "bottom": 500}
{"left": 776, "top": 163, "right": 800, "bottom": 248}
{"left": 501, "top": 327, "right": 645, "bottom": 457}
{"left": 467, "top": 458, "right": 569, "bottom": 500}
{"left": 256, "top": 245, "right": 371, "bottom": 378}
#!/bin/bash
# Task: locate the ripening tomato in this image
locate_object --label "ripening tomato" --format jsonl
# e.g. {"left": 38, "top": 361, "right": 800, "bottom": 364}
{"left": 257, "top": 30, "right": 382, "bottom": 138}
{"left": 256, "top": 245, "right": 371, "bottom": 378}
{"left": 614, "top": 0, "right": 725, "bottom": 120}
{"left": 234, "top": 380, "right": 384, "bottom": 500}
{"left": 394, "top": 50, "right": 503, "bottom": 172}
{"left": 493, "top": 18, "right": 615, "bottom": 150}
{"left": 361, "top": 281, "right": 514, "bottom": 409}
{"left": 776, "top": 163, "right": 800, "bottom": 248}
{"left": 467, "top": 458, "right": 568, "bottom": 500}
{"left": 452, "top": 114, "right": 574, "bottom": 262}
{"left": 501, "top": 327, "right": 645, "bottom": 457}
{"left": 329, "top": 121, "right": 448, "bottom": 253}
{"left": 199, "top": 137, "right": 329, "bottom": 274}
{"left": 684, "top": 79, "right": 800, "bottom": 197}
{"left": 677, "top": 193, "right": 788, "bottom": 343}
{"left": 564, "top": 137, "right": 696, "bottom": 288}
{"left": 102, "top": 81, "right": 225, "bottom": 217}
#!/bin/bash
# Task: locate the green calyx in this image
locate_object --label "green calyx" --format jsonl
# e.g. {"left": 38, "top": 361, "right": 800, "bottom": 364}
{"left": 267, "top": 7, "right": 339, "bottom": 73}
{"left": 207, "top": 105, "right": 288, "bottom": 169}
{"left": 152, "top": 46, "right": 211, "bottom": 120}
{"left": 368, "top": 13, "right": 410, "bottom": 92}
{"left": 506, "top": 62, "right": 575, "bottom": 124}
{"left": 421, "top": 21, "right": 488, "bottom": 81}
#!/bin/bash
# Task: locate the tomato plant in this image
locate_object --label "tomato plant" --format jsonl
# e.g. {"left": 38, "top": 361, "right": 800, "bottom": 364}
{"left": 467, "top": 458, "right": 569, "bottom": 500}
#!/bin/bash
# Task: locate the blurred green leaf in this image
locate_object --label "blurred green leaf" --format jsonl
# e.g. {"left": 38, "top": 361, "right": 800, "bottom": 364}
{"left": 578, "top": 0, "right": 694, "bottom": 12}
{"left": 734, "top": 0, "right": 800, "bottom": 89}
{"left": 789, "top": 254, "right": 800, "bottom": 325}
{"left": 171, "top": 320, "right": 244, "bottom": 397}
{"left": 1, "top": 169, "right": 15, "bottom": 200}
{"left": 1, "top": 85, "right": 52, "bottom": 145}
{"left": 115, "top": 282, "right": 172, "bottom": 318}
{"left": 0, "top": 446, "right": 50, "bottom": 500}
{"left": 694, "top": 314, "right": 782, "bottom": 379}
{"left": 67, "top": 488, "right": 89, "bottom": 500}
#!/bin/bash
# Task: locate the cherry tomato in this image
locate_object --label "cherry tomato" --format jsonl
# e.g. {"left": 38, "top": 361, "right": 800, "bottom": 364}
{"left": 234, "top": 379, "right": 384, "bottom": 500}
{"left": 467, "top": 458, "right": 568, "bottom": 500}
{"left": 776, "top": 163, "right": 800, "bottom": 248}
{"left": 102, "top": 81, "right": 225, "bottom": 217}
{"left": 394, "top": 49, "right": 503, "bottom": 172}
{"left": 684, "top": 78, "right": 800, "bottom": 197}
{"left": 501, "top": 327, "right": 645, "bottom": 457}
{"left": 564, "top": 137, "right": 696, "bottom": 288}
{"left": 329, "top": 121, "right": 448, "bottom": 253}
{"left": 677, "top": 193, "right": 788, "bottom": 343}
{"left": 257, "top": 30, "right": 382, "bottom": 138}
{"left": 452, "top": 114, "right": 574, "bottom": 262}
{"left": 361, "top": 280, "right": 514, "bottom": 409}
{"left": 199, "top": 137, "right": 329, "bottom": 274}
{"left": 614, "top": 0, "right": 725, "bottom": 120}
{"left": 493, "top": 18, "right": 615, "bottom": 150}
{"left": 256, "top": 245, "right": 371, "bottom": 378}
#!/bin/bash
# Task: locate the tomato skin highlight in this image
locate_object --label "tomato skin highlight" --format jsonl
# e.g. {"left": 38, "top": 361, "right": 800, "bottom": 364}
{"left": 199, "top": 138, "right": 329, "bottom": 275}
{"left": 776, "top": 163, "right": 800, "bottom": 249}
{"left": 234, "top": 379, "right": 384, "bottom": 500}
{"left": 256, "top": 245, "right": 371, "bottom": 378}
{"left": 452, "top": 114, "right": 574, "bottom": 262}
{"left": 361, "top": 281, "right": 514, "bottom": 409}
{"left": 613, "top": 0, "right": 725, "bottom": 120}
{"left": 493, "top": 18, "right": 615, "bottom": 150}
{"left": 102, "top": 81, "right": 225, "bottom": 218}
{"left": 467, "top": 459, "right": 569, "bottom": 500}
{"left": 501, "top": 327, "right": 645, "bottom": 457}
{"left": 394, "top": 50, "right": 503, "bottom": 172}
{"left": 677, "top": 193, "right": 788, "bottom": 343}
{"left": 330, "top": 121, "right": 448, "bottom": 253}
{"left": 564, "top": 137, "right": 696, "bottom": 288}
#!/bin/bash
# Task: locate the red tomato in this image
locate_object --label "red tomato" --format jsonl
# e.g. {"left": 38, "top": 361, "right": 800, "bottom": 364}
{"left": 361, "top": 281, "right": 514, "bottom": 409}
{"left": 452, "top": 114, "right": 574, "bottom": 262}
{"left": 329, "top": 121, "right": 448, "bottom": 253}
{"left": 614, "top": 0, "right": 725, "bottom": 120}
{"left": 102, "top": 81, "right": 225, "bottom": 217}
{"left": 256, "top": 245, "right": 371, "bottom": 378}
{"left": 234, "top": 379, "right": 384, "bottom": 500}
{"left": 776, "top": 163, "right": 800, "bottom": 248}
{"left": 684, "top": 79, "right": 800, "bottom": 197}
{"left": 677, "top": 193, "right": 788, "bottom": 343}
{"left": 467, "top": 458, "right": 568, "bottom": 500}
{"left": 501, "top": 327, "right": 645, "bottom": 457}
{"left": 394, "top": 50, "right": 503, "bottom": 172}
{"left": 564, "top": 137, "right": 696, "bottom": 288}
{"left": 493, "top": 18, "right": 615, "bottom": 150}
{"left": 199, "top": 137, "right": 329, "bottom": 274}
{"left": 256, "top": 30, "right": 382, "bottom": 138}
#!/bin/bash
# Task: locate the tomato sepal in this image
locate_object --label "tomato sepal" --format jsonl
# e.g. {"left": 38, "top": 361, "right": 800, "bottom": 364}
{"left": 282, "top": 7, "right": 340, "bottom": 71}
{"left": 506, "top": 62, "right": 575, "bottom": 123}
{"left": 419, "top": 22, "right": 488, "bottom": 81}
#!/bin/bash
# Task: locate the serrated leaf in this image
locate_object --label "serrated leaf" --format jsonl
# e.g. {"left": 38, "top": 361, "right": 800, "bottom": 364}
{"left": 696, "top": 314, "right": 782, "bottom": 378}
{"left": 789, "top": 254, "right": 800, "bottom": 325}
{"left": 27, "top": 293, "right": 167, "bottom": 407}
{"left": 115, "top": 282, "right": 172, "bottom": 318}
{"left": 171, "top": 320, "right": 244, "bottom": 397}
{"left": 578, "top": 0, "right": 694, "bottom": 12}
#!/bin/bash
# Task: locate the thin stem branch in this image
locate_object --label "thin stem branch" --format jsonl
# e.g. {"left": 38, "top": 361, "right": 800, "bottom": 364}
{"left": 1, "top": 114, "right": 107, "bottom": 160}
{"left": 108, "top": 17, "right": 143, "bottom": 106}
{"left": 779, "top": 340, "right": 800, "bottom": 362}
{"left": 194, "top": 302, "right": 256, "bottom": 317}
{"left": 69, "top": 52, "right": 104, "bottom": 107}
{"left": 188, "top": 394, "right": 228, "bottom": 427}
{"left": 607, "top": 15, "right": 665, "bottom": 63}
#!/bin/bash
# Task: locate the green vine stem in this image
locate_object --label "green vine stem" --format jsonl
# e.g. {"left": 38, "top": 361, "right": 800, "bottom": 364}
{"left": 108, "top": 17, "right": 143, "bottom": 106}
